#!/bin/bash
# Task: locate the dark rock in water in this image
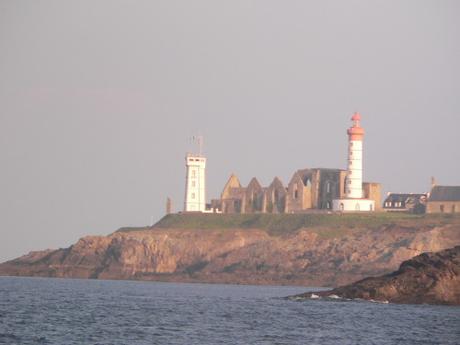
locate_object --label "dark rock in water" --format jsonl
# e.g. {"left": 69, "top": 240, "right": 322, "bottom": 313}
{"left": 295, "top": 246, "right": 460, "bottom": 305}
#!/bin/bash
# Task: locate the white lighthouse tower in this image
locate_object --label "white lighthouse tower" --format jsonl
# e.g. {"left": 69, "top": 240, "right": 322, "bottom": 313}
{"left": 333, "top": 112, "right": 375, "bottom": 212}
{"left": 184, "top": 137, "right": 207, "bottom": 212}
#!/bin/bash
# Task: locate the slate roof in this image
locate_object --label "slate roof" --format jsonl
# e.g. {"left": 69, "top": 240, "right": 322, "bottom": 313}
{"left": 384, "top": 193, "right": 426, "bottom": 204}
{"left": 429, "top": 186, "right": 460, "bottom": 202}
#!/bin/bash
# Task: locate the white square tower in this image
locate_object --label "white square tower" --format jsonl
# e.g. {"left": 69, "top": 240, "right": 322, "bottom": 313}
{"left": 184, "top": 153, "right": 207, "bottom": 212}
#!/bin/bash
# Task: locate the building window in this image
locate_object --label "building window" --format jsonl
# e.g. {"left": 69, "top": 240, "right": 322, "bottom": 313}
{"left": 192, "top": 181, "right": 196, "bottom": 187}
{"left": 191, "top": 193, "right": 195, "bottom": 199}
{"left": 294, "top": 188, "right": 298, "bottom": 199}
{"left": 192, "top": 170, "right": 196, "bottom": 178}
{"left": 452, "top": 205, "right": 456, "bottom": 213}
{"left": 440, "top": 205, "right": 444, "bottom": 213}
{"left": 326, "top": 182, "right": 331, "bottom": 193}
{"left": 340, "top": 203, "right": 344, "bottom": 211}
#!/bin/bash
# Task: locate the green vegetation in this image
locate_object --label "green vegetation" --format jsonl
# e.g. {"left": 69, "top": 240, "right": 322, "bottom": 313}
{"left": 115, "top": 226, "right": 152, "bottom": 233}
{"left": 147, "top": 212, "right": 460, "bottom": 236}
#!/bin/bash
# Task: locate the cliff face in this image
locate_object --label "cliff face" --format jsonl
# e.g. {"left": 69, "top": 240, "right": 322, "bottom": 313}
{"left": 1, "top": 215, "right": 460, "bottom": 287}
{"left": 303, "top": 246, "right": 460, "bottom": 305}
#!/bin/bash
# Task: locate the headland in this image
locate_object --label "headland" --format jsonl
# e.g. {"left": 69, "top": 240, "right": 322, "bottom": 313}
{"left": 1, "top": 213, "right": 459, "bottom": 289}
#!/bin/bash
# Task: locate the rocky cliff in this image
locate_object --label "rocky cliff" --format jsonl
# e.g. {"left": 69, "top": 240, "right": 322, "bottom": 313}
{"left": 297, "top": 246, "right": 460, "bottom": 305}
{"left": 1, "top": 214, "right": 459, "bottom": 287}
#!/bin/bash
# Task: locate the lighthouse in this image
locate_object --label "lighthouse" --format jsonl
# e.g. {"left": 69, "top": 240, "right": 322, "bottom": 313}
{"left": 333, "top": 112, "right": 375, "bottom": 212}
{"left": 184, "top": 136, "right": 207, "bottom": 212}
{"left": 346, "top": 112, "right": 364, "bottom": 199}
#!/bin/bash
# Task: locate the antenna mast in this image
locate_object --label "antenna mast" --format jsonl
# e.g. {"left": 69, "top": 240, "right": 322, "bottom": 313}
{"left": 196, "top": 135, "right": 203, "bottom": 156}
{"left": 188, "top": 135, "right": 204, "bottom": 156}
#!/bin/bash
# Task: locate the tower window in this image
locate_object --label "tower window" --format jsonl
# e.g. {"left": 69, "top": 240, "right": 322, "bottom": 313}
{"left": 192, "top": 170, "right": 196, "bottom": 178}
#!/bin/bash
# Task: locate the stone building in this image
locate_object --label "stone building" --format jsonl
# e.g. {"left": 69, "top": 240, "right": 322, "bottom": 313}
{"left": 426, "top": 186, "right": 460, "bottom": 214}
{"left": 214, "top": 168, "right": 381, "bottom": 214}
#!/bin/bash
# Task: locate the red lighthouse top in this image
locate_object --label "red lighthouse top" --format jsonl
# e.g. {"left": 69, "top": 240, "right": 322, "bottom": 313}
{"left": 347, "top": 112, "right": 365, "bottom": 141}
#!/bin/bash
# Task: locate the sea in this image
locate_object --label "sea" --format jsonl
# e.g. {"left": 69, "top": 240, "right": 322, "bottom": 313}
{"left": 0, "top": 277, "right": 459, "bottom": 345}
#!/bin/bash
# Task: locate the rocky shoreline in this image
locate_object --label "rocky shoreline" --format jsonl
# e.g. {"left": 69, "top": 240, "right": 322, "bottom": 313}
{"left": 292, "top": 246, "right": 460, "bottom": 305}
{"left": 1, "top": 215, "right": 460, "bottom": 288}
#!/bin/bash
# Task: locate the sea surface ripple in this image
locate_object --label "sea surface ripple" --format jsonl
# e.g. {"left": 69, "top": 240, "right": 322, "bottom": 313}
{"left": 0, "top": 277, "right": 459, "bottom": 344}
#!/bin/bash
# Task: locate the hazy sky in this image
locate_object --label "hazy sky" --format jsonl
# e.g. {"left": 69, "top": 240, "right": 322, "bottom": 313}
{"left": 1, "top": 0, "right": 459, "bottom": 262}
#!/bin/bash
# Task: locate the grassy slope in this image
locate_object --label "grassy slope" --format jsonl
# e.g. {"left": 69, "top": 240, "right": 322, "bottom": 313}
{"left": 116, "top": 213, "right": 460, "bottom": 238}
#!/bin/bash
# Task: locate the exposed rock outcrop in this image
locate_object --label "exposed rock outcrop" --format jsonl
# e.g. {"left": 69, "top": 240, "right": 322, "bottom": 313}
{"left": 296, "top": 246, "right": 460, "bottom": 305}
{"left": 1, "top": 215, "right": 460, "bottom": 287}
